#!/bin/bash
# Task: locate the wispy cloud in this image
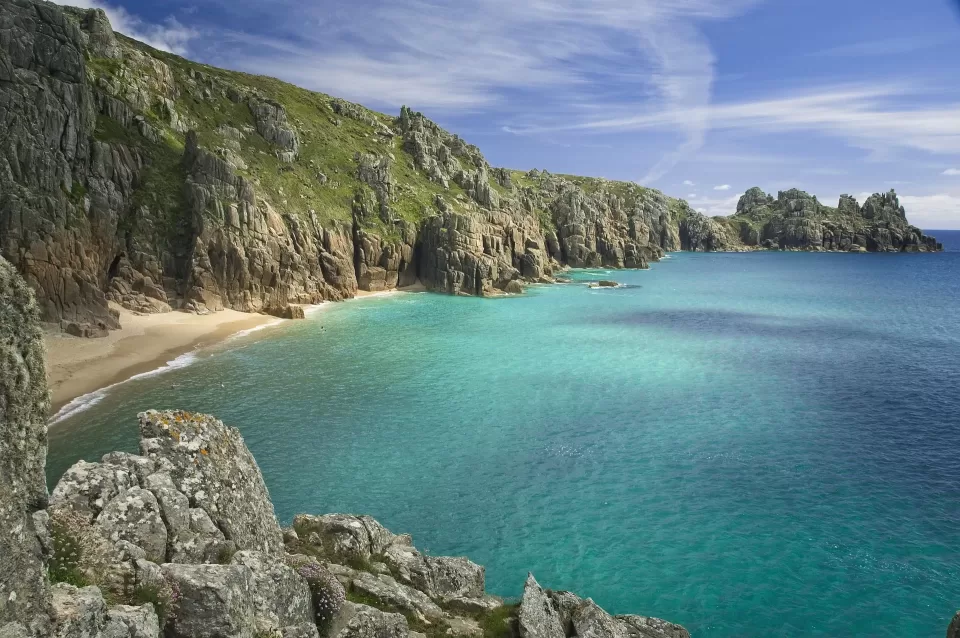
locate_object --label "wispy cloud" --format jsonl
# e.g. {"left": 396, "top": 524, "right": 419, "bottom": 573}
{"left": 943, "top": 168, "right": 960, "bottom": 176}
{"left": 508, "top": 84, "right": 960, "bottom": 155}
{"left": 808, "top": 34, "right": 957, "bottom": 58}
{"left": 683, "top": 180, "right": 696, "bottom": 186}
{"left": 62, "top": 0, "right": 196, "bottom": 54}
{"left": 714, "top": 184, "right": 731, "bottom": 191}
{"left": 158, "top": 0, "right": 764, "bottom": 181}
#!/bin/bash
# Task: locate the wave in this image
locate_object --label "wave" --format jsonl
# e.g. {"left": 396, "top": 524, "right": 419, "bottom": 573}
{"left": 228, "top": 318, "right": 285, "bottom": 339}
{"left": 48, "top": 351, "right": 200, "bottom": 426}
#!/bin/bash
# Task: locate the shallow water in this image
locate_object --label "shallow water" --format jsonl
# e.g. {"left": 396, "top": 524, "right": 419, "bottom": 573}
{"left": 48, "top": 251, "right": 960, "bottom": 637}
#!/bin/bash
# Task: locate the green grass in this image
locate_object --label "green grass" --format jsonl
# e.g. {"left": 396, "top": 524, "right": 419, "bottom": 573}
{"left": 480, "top": 603, "right": 519, "bottom": 638}
{"left": 94, "top": 114, "right": 138, "bottom": 146}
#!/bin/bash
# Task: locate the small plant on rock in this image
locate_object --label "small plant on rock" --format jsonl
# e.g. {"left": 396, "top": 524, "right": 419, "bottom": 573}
{"left": 49, "top": 512, "right": 88, "bottom": 587}
{"left": 288, "top": 555, "right": 346, "bottom": 630}
{"left": 134, "top": 577, "right": 180, "bottom": 630}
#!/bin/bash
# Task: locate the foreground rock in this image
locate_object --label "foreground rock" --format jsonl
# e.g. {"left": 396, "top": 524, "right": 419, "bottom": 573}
{"left": 518, "top": 574, "right": 688, "bottom": 638}
{"left": 0, "top": 257, "right": 51, "bottom": 634}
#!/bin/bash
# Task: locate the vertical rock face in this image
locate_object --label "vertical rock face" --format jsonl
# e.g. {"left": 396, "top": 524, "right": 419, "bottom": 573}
{"left": 0, "top": 0, "right": 120, "bottom": 333}
{"left": 0, "top": 257, "right": 51, "bottom": 634}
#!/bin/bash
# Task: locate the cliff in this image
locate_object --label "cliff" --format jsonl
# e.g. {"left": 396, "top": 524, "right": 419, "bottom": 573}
{"left": 0, "top": 0, "right": 940, "bottom": 338}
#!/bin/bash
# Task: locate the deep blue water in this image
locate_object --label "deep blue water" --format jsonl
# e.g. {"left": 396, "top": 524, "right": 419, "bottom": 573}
{"left": 47, "top": 251, "right": 960, "bottom": 637}
{"left": 928, "top": 229, "right": 960, "bottom": 252}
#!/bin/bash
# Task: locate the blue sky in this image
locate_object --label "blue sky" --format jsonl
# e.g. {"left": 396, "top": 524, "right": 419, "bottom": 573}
{"left": 66, "top": 0, "right": 960, "bottom": 228}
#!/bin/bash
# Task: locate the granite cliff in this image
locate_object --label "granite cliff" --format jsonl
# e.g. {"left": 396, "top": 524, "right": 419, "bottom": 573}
{"left": 1, "top": 255, "right": 694, "bottom": 638}
{"left": 0, "top": 0, "right": 940, "bottom": 338}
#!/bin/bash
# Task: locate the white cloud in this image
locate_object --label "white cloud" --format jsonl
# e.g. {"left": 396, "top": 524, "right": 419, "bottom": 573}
{"left": 943, "top": 168, "right": 960, "bottom": 176}
{"left": 61, "top": 0, "right": 195, "bottom": 54}
{"left": 690, "top": 193, "right": 742, "bottom": 216}
{"left": 688, "top": 193, "right": 697, "bottom": 198}
{"left": 683, "top": 179, "right": 696, "bottom": 185}
{"left": 714, "top": 184, "right": 731, "bottom": 190}
{"left": 898, "top": 194, "right": 960, "bottom": 230}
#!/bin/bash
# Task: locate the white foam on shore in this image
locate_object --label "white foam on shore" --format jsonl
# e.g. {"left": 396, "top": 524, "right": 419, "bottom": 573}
{"left": 355, "top": 290, "right": 402, "bottom": 300}
{"left": 227, "top": 318, "right": 284, "bottom": 339}
{"left": 49, "top": 351, "right": 200, "bottom": 426}
{"left": 50, "top": 290, "right": 414, "bottom": 426}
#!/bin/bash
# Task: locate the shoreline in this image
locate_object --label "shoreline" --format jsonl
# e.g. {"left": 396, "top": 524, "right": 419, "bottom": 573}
{"left": 46, "top": 284, "right": 427, "bottom": 424}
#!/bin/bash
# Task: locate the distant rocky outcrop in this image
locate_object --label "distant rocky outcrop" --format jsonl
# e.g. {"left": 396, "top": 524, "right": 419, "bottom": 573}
{"left": 725, "top": 187, "right": 941, "bottom": 253}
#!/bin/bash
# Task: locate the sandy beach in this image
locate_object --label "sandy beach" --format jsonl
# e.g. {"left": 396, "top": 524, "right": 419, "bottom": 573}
{"left": 45, "top": 283, "right": 428, "bottom": 418}
{"left": 45, "top": 305, "right": 278, "bottom": 415}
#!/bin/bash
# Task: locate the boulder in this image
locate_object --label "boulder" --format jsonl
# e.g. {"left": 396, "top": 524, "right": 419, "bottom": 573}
{"left": 329, "top": 603, "right": 408, "bottom": 638}
{"left": 518, "top": 576, "right": 688, "bottom": 638}
{"left": 616, "top": 615, "right": 689, "bottom": 638}
{"left": 571, "top": 600, "right": 628, "bottom": 638}
{"left": 518, "top": 574, "right": 564, "bottom": 638}
{"left": 101, "top": 605, "right": 161, "bottom": 638}
{"left": 349, "top": 572, "right": 444, "bottom": 623}
{"left": 231, "top": 551, "right": 314, "bottom": 630}
{"left": 95, "top": 487, "right": 167, "bottom": 564}
{"left": 160, "top": 564, "right": 257, "bottom": 638}
{"left": 293, "top": 514, "right": 398, "bottom": 562}
{"left": 948, "top": 612, "right": 960, "bottom": 638}
{"left": 50, "top": 584, "right": 106, "bottom": 638}
{"left": 138, "top": 411, "right": 284, "bottom": 556}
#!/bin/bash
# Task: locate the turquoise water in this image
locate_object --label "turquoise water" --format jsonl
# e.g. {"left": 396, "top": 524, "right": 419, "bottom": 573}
{"left": 48, "top": 252, "right": 960, "bottom": 637}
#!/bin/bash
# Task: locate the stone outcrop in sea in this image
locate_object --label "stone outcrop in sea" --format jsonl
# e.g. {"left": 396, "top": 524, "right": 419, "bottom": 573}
{"left": 0, "top": 255, "right": 690, "bottom": 638}
{"left": 721, "top": 188, "right": 941, "bottom": 253}
{"left": 0, "top": 0, "right": 940, "bottom": 339}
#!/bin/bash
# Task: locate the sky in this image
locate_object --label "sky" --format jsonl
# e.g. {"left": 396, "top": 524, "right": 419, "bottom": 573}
{"left": 64, "top": 0, "right": 960, "bottom": 229}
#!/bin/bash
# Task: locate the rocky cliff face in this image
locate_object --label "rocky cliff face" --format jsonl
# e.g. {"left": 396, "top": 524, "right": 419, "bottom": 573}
{"left": 0, "top": 257, "right": 51, "bottom": 635}
{"left": 0, "top": 0, "right": 688, "bottom": 337}
{"left": 0, "top": 0, "right": 942, "bottom": 339}
{"left": 723, "top": 187, "right": 942, "bottom": 253}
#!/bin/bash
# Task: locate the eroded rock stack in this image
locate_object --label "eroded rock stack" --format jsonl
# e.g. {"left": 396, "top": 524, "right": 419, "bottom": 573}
{"left": 729, "top": 187, "right": 941, "bottom": 252}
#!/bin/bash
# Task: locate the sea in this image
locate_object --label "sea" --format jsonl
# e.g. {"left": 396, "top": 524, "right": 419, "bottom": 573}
{"left": 47, "top": 230, "right": 960, "bottom": 637}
